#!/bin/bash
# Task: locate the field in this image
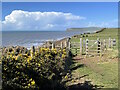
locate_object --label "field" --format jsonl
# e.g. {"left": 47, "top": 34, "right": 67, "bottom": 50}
{"left": 70, "top": 28, "right": 118, "bottom": 42}
{"left": 65, "top": 28, "right": 119, "bottom": 89}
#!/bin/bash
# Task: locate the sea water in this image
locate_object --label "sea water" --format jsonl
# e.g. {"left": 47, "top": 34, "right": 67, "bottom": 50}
{"left": 2, "top": 31, "right": 89, "bottom": 49}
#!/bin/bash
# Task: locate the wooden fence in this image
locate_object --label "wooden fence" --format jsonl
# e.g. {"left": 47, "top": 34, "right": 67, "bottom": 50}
{"left": 30, "top": 37, "right": 116, "bottom": 57}
{"left": 69, "top": 38, "right": 116, "bottom": 56}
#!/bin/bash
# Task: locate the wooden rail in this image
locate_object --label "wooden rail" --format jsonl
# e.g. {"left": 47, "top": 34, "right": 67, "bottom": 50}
{"left": 69, "top": 37, "right": 116, "bottom": 57}
{"left": 30, "top": 37, "right": 117, "bottom": 57}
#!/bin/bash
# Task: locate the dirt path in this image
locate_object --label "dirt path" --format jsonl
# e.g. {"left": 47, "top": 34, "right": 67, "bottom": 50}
{"left": 65, "top": 56, "right": 102, "bottom": 89}
{"left": 65, "top": 54, "right": 118, "bottom": 89}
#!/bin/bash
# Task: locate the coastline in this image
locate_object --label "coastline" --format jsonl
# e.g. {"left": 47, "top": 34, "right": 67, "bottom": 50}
{"left": 40, "top": 28, "right": 105, "bottom": 49}
{"left": 1, "top": 28, "right": 105, "bottom": 51}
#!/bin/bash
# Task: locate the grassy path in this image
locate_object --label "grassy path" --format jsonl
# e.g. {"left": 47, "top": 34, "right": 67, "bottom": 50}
{"left": 64, "top": 28, "right": 118, "bottom": 89}
{"left": 65, "top": 54, "right": 118, "bottom": 89}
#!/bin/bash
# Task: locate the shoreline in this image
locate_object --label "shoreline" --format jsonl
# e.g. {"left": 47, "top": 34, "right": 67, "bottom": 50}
{"left": 1, "top": 28, "right": 105, "bottom": 50}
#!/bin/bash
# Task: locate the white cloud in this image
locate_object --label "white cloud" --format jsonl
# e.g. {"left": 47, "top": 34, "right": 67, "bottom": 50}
{"left": 2, "top": 10, "right": 86, "bottom": 31}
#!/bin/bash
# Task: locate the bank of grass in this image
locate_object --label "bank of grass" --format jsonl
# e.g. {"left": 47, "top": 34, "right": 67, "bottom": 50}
{"left": 70, "top": 28, "right": 118, "bottom": 55}
{"left": 68, "top": 54, "right": 118, "bottom": 88}
{"left": 71, "top": 60, "right": 118, "bottom": 88}
{"left": 68, "top": 28, "right": 118, "bottom": 88}
{"left": 71, "top": 28, "right": 118, "bottom": 45}
{"left": 70, "top": 28, "right": 118, "bottom": 41}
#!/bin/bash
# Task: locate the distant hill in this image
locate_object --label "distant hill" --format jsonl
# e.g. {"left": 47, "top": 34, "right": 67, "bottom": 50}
{"left": 66, "top": 27, "right": 102, "bottom": 33}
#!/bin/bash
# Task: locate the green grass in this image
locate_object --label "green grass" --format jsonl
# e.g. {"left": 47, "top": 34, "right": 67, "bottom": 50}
{"left": 71, "top": 28, "right": 118, "bottom": 40}
{"left": 70, "top": 28, "right": 118, "bottom": 41}
{"left": 70, "top": 28, "right": 118, "bottom": 55}
{"left": 68, "top": 28, "right": 118, "bottom": 88}
{"left": 71, "top": 60, "right": 118, "bottom": 88}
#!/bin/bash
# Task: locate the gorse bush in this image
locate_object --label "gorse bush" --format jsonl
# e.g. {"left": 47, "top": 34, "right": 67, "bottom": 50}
{"left": 1, "top": 47, "right": 68, "bottom": 89}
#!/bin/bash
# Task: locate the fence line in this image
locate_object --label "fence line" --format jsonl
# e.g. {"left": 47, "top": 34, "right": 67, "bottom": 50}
{"left": 30, "top": 37, "right": 116, "bottom": 57}
{"left": 69, "top": 37, "right": 116, "bottom": 57}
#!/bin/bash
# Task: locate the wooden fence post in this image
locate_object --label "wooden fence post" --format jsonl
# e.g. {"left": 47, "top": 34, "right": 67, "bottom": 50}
{"left": 61, "top": 42, "right": 63, "bottom": 49}
{"left": 86, "top": 39, "right": 89, "bottom": 56}
{"left": 68, "top": 41, "right": 71, "bottom": 50}
{"left": 80, "top": 38, "right": 82, "bottom": 55}
{"left": 65, "top": 40, "right": 67, "bottom": 48}
{"left": 52, "top": 42, "right": 55, "bottom": 49}
{"left": 104, "top": 39, "right": 107, "bottom": 50}
{"left": 83, "top": 40, "right": 85, "bottom": 53}
{"left": 67, "top": 38, "right": 69, "bottom": 47}
{"left": 31, "top": 46, "right": 35, "bottom": 57}
{"left": 112, "top": 39, "right": 116, "bottom": 47}
{"left": 109, "top": 37, "right": 111, "bottom": 48}
{"left": 37, "top": 46, "right": 40, "bottom": 53}
{"left": 43, "top": 45, "right": 45, "bottom": 48}
{"left": 97, "top": 38, "right": 101, "bottom": 56}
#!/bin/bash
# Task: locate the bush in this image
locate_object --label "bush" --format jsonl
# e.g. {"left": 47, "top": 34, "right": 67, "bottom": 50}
{"left": 1, "top": 47, "right": 68, "bottom": 89}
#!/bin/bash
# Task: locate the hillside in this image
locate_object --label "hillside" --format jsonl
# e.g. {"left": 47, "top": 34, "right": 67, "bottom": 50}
{"left": 66, "top": 27, "right": 102, "bottom": 33}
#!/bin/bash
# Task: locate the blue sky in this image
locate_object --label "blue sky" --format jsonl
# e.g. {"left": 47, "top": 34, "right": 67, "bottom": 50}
{"left": 2, "top": 2, "right": 118, "bottom": 31}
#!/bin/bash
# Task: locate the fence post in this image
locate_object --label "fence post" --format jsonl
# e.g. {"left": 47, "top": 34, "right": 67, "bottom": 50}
{"left": 68, "top": 41, "right": 71, "bottom": 50}
{"left": 37, "top": 46, "right": 40, "bottom": 53}
{"left": 66, "top": 38, "right": 69, "bottom": 49}
{"left": 109, "top": 37, "right": 111, "bottom": 48}
{"left": 97, "top": 38, "right": 101, "bottom": 57}
{"left": 61, "top": 42, "right": 63, "bottom": 49}
{"left": 86, "top": 39, "right": 89, "bottom": 56}
{"left": 31, "top": 46, "right": 35, "bottom": 58}
{"left": 112, "top": 39, "right": 116, "bottom": 47}
{"left": 65, "top": 40, "right": 67, "bottom": 48}
{"left": 104, "top": 39, "right": 107, "bottom": 50}
{"left": 52, "top": 41, "right": 55, "bottom": 49}
{"left": 83, "top": 40, "right": 85, "bottom": 53}
{"left": 66, "top": 38, "right": 69, "bottom": 47}
{"left": 43, "top": 44, "right": 45, "bottom": 48}
{"left": 80, "top": 38, "right": 82, "bottom": 55}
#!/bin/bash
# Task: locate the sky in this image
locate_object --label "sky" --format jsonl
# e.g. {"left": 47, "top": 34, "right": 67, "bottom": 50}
{"left": 2, "top": 2, "right": 118, "bottom": 31}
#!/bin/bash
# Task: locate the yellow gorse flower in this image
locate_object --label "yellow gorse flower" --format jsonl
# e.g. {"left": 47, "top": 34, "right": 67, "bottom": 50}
{"left": 18, "top": 53, "right": 22, "bottom": 56}
{"left": 63, "top": 49, "right": 66, "bottom": 52}
{"left": 31, "top": 80, "right": 35, "bottom": 85}
{"left": 28, "top": 83, "right": 30, "bottom": 86}
{"left": 62, "top": 54, "right": 66, "bottom": 58}
{"left": 65, "top": 75, "right": 68, "bottom": 79}
{"left": 28, "top": 56, "right": 32, "bottom": 60}
{"left": 38, "top": 63, "right": 41, "bottom": 67}
{"left": 35, "top": 52, "right": 38, "bottom": 56}
{"left": 15, "top": 56, "right": 18, "bottom": 60}
{"left": 12, "top": 56, "right": 16, "bottom": 60}
{"left": 16, "top": 65, "right": 19, "bottom": 68}
{"left": 26, "top": 56, "right": 32, "bottom": 63}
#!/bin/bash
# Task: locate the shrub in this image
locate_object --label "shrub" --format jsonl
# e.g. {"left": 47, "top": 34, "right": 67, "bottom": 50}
{"left": 2, "top": 47, "right": 68, "bottom": 89}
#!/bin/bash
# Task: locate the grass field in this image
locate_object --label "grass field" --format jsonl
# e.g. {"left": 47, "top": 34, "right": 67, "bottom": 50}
{"left": 70, "top": 28, "right": 118, "bottom": 55}
{"left": 66, "top": 28, "right": 119, "bottom": 89}
{"left": 67, "top": 56, "right": 118, "bottom": 88}
{"left": 70, "top": 28, "right": 118, "bottom": 41}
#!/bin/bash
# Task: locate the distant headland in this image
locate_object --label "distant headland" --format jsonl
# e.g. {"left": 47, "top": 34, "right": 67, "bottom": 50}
{"left": 66, "top": 27, "right": 102, "bottom": 32}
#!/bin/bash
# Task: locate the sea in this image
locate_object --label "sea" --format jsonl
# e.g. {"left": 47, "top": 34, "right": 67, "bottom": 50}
{"left": 2, "top": 31, "right": 93, "bottom": 49}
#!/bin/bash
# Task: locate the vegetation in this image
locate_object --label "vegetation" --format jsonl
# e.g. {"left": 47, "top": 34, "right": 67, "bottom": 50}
{"left": 67, "top": 57, "right": 118, "bottom": 88}
{"left": 66, "top": 27, "right": 102, "bottom": 32}
{"left": 70, "top": 28, "right": 118, "bottom": 42}
{"left": 67, "top": 28, "right": 118, "bottom": 89}
{"left": 1, "top": 47, "right": 69, "bottom": 89}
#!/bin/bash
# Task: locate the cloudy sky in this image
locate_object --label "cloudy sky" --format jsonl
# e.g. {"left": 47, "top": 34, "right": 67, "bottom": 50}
{"left": 2, "top": 2, "right": 118, "bottom": 31}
